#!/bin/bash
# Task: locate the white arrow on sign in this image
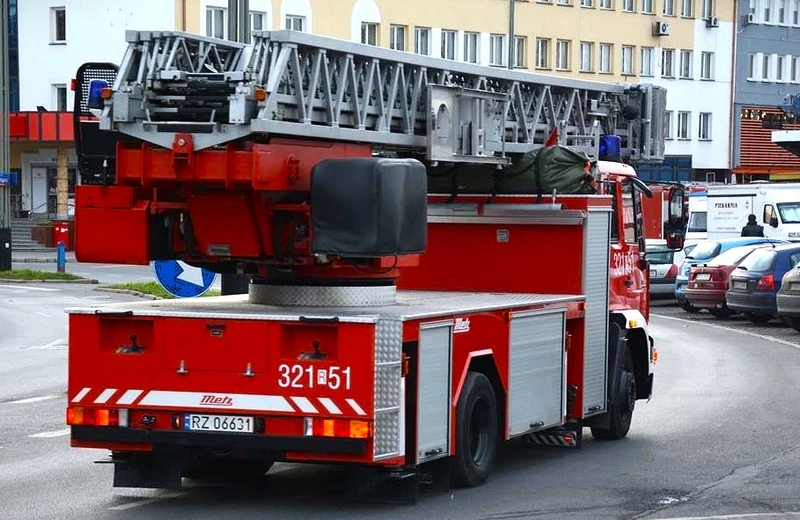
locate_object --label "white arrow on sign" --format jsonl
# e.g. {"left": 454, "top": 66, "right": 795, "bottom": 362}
{"left": 176, "top": 261, "right": 206, "bottom": 287}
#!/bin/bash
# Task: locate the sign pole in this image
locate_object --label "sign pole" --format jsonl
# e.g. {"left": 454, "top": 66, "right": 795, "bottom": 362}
{"left": 0, "top": 0, "right": 11, "bottom": 229}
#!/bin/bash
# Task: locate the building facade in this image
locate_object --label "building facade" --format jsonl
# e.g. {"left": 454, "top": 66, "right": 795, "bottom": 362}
{"left": 732, "top": 0, "right": 800, "bottom": 181}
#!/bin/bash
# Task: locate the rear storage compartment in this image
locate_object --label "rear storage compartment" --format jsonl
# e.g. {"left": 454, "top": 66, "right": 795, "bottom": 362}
{"left": 66, "top": 309, "right": 379, "bottom": 486}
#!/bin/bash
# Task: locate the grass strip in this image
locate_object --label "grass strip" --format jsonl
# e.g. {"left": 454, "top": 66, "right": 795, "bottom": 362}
{"left": 0, "top": 269, "right": 83, "bottom": 281}
{"left": 103, "top": 282, "right": 220, "bottom": 299}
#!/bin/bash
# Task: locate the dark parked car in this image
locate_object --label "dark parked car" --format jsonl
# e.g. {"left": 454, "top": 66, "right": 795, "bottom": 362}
{"left": 726, "top": 243, "right": 800, "bottom": 324}
{"left": 685, "top": 244, "right": 775, "bottom": 318}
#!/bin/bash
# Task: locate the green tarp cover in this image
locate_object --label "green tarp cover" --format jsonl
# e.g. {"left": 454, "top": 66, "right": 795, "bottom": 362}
{"left": 427, "top": 145, "right": 598, "bottom": 195}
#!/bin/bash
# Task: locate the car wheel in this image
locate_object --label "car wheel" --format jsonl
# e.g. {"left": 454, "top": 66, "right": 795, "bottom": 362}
{"left": 788, "top": 317, "right": 800, "bottom": 333}
{"left": 680, "top": 301, "right": 701, "bottom": 313}
{"left": 710, "top": 307, "right": 734, "bottom": 319}
{"left": 744, "top": 312, "right": 771, "bottom": 325}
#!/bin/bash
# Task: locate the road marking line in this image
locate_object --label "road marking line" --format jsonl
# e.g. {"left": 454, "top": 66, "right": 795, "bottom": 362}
{"left": 0, "top": 284, "right": 60, "bottom": 292}
{"left": 107, "top": 492, "right": 184, "bottom": 511}
{"left": 651, "top": 513, "right": 800, "bottom": 520}
{"left": 33, "top": 311, "right": 53, "bottom": 317}
{"left": 7, "top": 395, "right": 60, "bottom": 405}
{"left": 652, "top": 313, "right": 800, "bottom": 350}
{"left": 29, "top": 428, "right": 70, "bottom": 438}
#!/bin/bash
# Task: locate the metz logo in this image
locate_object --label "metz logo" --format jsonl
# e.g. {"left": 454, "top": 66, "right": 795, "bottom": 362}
{"left": 199, "top": 394, "right": 234, "bottom": 407}
{"left": 454, "top": 318, "right": 471, "bottom": 334}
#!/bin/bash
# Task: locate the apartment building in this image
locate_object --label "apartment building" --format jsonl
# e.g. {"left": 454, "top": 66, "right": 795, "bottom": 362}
{"left": 732, "top": 0, "right": 800, "bottom": 180}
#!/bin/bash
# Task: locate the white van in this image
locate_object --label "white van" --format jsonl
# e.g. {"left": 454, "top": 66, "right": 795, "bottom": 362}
{"left": 686, "top": 191, "right": 707, "bottom": 240}
{"left": 706, "top": 182, "right": 800, "bottom": 240}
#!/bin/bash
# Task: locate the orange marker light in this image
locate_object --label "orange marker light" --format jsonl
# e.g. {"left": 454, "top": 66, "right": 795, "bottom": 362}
{"left": 349, "top": 420, "right": 371, "bottom": 439}
{"left": 254, "top": 88, "right": 267, "bottom": 101}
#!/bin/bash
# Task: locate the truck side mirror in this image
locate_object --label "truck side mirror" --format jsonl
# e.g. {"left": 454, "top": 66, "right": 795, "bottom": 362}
{"left": 666, "top": 230, "right": 685, "bottom": 251}
{"left": 770, "top": 216, "right": 779, "bottom": 228}
{"left": 667, "top": 187, "right": 686, "bottom": 229}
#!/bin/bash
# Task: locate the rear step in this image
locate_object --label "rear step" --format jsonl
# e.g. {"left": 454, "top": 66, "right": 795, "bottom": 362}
{"left": 523, "top": 424, "right": 583, "bottom": 449}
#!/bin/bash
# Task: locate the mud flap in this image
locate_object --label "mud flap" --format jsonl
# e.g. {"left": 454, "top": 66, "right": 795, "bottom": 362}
{"left": 112, "top": 453, "right": 183, "bottom": 489}
{"left": 344, "top": 459, "right": 451, "bottom": 505}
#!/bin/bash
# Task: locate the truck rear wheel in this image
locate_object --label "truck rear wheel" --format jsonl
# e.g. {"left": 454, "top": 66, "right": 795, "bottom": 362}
{"left": 590, "top": 349, "right": 635, "bottom": 440}
{"left": 451, "top": 371, "right": 498, "bottom": 487}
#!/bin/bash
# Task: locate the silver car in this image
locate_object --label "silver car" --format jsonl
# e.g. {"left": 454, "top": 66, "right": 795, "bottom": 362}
{"left": 646, "top": 239, "right": 698, "bottom": 297}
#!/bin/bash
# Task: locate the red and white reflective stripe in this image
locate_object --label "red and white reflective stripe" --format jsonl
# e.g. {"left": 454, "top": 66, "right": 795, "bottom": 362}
{"left": 68, "top": 388, "right": 368, "bottom": 416}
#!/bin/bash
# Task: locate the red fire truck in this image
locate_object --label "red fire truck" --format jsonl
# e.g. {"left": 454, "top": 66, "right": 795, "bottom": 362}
{"left": 65, "top": 30, "right": 682, "bottom": 498}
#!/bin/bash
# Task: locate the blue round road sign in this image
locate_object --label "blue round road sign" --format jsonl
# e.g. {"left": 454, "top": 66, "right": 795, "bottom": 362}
{"left": 153, "top": 260, "right": 218, "bottom": 298}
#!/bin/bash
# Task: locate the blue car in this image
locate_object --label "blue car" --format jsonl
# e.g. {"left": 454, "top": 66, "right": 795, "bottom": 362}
{"left": 727, "top": 243, "right": 800, "bottom": 323}
{"left": 675, "top": 237, "right": 789, "bottom": 313}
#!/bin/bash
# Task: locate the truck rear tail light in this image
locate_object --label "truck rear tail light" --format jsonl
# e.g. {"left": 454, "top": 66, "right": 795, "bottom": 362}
{"left": 67, "top": 407, "right": 123, "bottom": 427}
{"left": 303, "top": 418, "right": 372, "bottom": 439}
{"left": 756, "top": 274, "right": 775, "bottom": 290}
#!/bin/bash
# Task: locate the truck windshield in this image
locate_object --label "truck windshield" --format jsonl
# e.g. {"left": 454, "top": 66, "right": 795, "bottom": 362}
{"left": 777, "top": 203, "right": 800, "bottom": 224}
{"left": 688, "top": 211, "right": 707, "bottom": 232}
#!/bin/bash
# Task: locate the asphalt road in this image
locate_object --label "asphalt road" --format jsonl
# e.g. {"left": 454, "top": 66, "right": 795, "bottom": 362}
{"left": 3, "top": 289, "right": 800, "bottom": 519}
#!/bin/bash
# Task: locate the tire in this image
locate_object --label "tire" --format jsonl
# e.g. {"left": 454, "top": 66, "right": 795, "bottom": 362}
{"left": 789, "top": 316, "right": 800, "bottom": 333}
{"left": 710, "top": 307, "right": 734, "bottom": 319}
{"left": 183, "top": 458, "right": 274, "bottom": 481}
{"left": 680, "top": 301, "right": 701, "bottom": 313}
{"left": 451, "top": 372, "right": 499, "bottom": 488}
{"left": 744, "top": 312, "right": 771, "bottom": 325}
{"left": 591, "top": 349, "right": 635, "bottom": 440}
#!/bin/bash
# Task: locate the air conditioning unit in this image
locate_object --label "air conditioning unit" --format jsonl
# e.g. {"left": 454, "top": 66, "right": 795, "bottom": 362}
{"left": 652, "top": 21, "right": 670, "bottom": 36}
{"left": 744, "top": 12, "right": 756, "bottom": 25}
{"left": 706, "top": 15, "right": 719, "bottom": 27}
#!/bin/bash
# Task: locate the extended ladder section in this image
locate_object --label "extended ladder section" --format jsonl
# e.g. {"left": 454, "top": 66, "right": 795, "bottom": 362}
{"left": 103, "top": 29, "right": 666, "bottom": 164}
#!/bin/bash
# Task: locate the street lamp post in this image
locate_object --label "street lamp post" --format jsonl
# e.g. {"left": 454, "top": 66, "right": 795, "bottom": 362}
{"left": 0, "top": 0, "right": 10, "bottom": 271}
{"left": 508, "top": 0, "right": 515, "bottom": 70}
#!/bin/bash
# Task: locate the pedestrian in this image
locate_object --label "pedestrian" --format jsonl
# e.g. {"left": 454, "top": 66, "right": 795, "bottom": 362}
{"left": 741, "top": 214, "right": 764, "bottom": 237}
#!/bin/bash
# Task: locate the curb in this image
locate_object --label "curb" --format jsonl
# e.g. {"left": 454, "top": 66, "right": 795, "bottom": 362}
{"left": 0, "top": 277, "right": 99, "bottom": 284}
{"left": 13, "top": 258, "right": 60, "bottom": 264}
{"left": 93, "top": 287, "right": 163, "bottom": 300}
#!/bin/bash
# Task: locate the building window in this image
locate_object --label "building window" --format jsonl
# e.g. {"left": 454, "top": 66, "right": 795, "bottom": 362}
{"left": 779, "top": 0, "right": 787, "bottom": 23}
{"left": 415, "top": 27, "right": 431, "bottom": 55}
{"left": 441, "top": 29, "right": 457, "bottom": 59}
{"left": 698, "top": 112, "right": 712, "bottom": 140}
{"left": 581, "top": 0, "right": 594, "bottom": 6}
{"left": 664, "top": 111, "right": 673, "bottom": 139}
{"left": 763, "top": 54, "right": 771, "bottom": 80}
{"left": 285, "top": 15, "right": 305, "bottom": 31}
{"left": 793, "top": 0, "right": 800, "bottom": 24}
{"left": 464, "top": 32, "right": 479, "bottom": 63}
{"left": 623, "top": 0, "right": 635, "bottom": 11}
{"left": 702, "top": 0, "right": 714, "bottom": 19}
{"left": 557, "top": 0, "right": 572, "bottom": 4}
{"left": 580, "top": 41, "right": 594, "bottom": 72}
{"left": 793, "top": 57, "right": 800, "bottom": 82}
{"left": 677, "top": 111, "right": 690, "bottom": 139}
{"left": 764, "top": 1, "right": 772, "bottom": 22}
{"left": 53, "top": 84, "right": 67, "bottom": 111}
{"left": 514, "top": 36, "right": 527, "bottom": 67}
{"left": 536, "top": 38, "right": 550, "bottom": 69}
{"left": 556, "top": 39, "right": 571, "bottom": 70}
{"left": 600, "top": 43, "right": 613, "bottom": 73}
{"left": 640, "top": 47, "right": 654, "bottom": 76}
{"left": 748, "top": 53, "right": 756, "bottom": 79}
{"left": 490, "top": 34, "right": 506, "bottom": 66}
{"left": 700, "top": 51, "right": 714, "bottom": 79}
{"left": 681, "top": 0, "right": 693, "bottom": 16}
{"left": 207, "top": 7, "right": 226, "bottom": 39}
{"left": 642, "top": 0, "right": 654, "bottom": 13}
{"left": 663, "top": 0, "right": 675, "bottom": 15}
{"left": 778, "top": 55, "right": 786, "bottom": 81}
{"left": 600, "top": 0, "right": 613, "bottom": 7}
{"left": 662, "top": 48, "right": 675, "bottom": 77}
{"left": 50, "top": 7, "right": 66, "bottom": 43}
{"left": 390, "top": 25, "right": 407, "bottom": 51}
{"left": 250, "top": 11, "right": 266, "bottom": 31}
{"left": 361, "top": 23, "right": 378, "bottom": 46}
{"left": 679, "top": 49, "right": 692, "bottom": 78}
{"left": 621, "top": 45, "right": 634, "bottom": 75}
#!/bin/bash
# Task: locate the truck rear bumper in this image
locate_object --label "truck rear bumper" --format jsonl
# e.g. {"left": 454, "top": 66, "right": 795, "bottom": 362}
{"left": 71, "top": 425, "right": 366, "bottom": 455}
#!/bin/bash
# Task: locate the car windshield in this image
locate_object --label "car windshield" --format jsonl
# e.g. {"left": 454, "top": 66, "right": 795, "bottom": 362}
{"left": 646, "top": 249, "right": 674, "bottom": 264}
{"left": 687, "top": 211, "right": 707, "bottom": 233}
{"left": 707, "top": 246, "right": 759, "bottom": 267}
{"left": 738, "top": 249, "right": 777, "bottom": 272}
{"left": 777, "top": 202, "right": 800, "bottom": 224}
{"left": 688, "top": 240, "right": 720, "bottom": 259}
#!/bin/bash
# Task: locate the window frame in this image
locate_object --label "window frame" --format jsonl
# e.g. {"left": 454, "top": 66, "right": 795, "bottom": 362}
{"left": 490, "top": 34, "right": 507, "bottom": 66}
{"left": 599, "top": 43, "right": 613, "bottom": 73}
{"left": 677, "top": 111, "right": 691, "bottom": 139}
{"left": 621, "top": 45, "right": 634, "bottom": 75}
{"left": 580, "top": 41, "right": 594, "bottom": 72}
{"left": 361, "top": 22, "right": 379, "bottom": 46}
{"left": 698, "top": 112, "right": 712, "bottom": 140}
{"left": 285, "top": 15, "right": 306, "bottom": 31}
{"left": 441, "top": 29, "right": 457, "bottom": 60}
{"left": 390, "top": 25, "right": 407, "bottom": 51}
{"left": 662, "top": 48, "right": 675, "bottom": 77}
{"left": 415, "top": 27, "right": 431, "bottom": 56}
{"left": 556, "top": 39, "right": 571, "bottom": 71}
{"left": 640, "top": 47, "right": 654, "bottom": 76}
{"left": 50, "top": 7, "right": 67, "bottom": 44}
{"left": 463, "top": 32, "right": 479, "bottom": 63}
{"left": 679, "top": 49, "right": 692, "bottom": 79}
{"left": 700, "top": 51, "right": 714, "bottom": 80}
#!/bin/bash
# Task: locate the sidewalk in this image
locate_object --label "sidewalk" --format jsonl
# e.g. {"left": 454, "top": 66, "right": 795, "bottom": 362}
{"left": 11, "top": 250, "right": 77, "bottom": 263}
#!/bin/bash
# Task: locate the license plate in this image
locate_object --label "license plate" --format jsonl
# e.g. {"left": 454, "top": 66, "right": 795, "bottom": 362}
{"left": 184, "top": 414, "right": 254, "bottom": 433}
{"left": 696, "top": 273, "right": 711, "bottom": 281}
{"left": 792, "top": 282, "right": 800, "bottom": 291}
{"left": 733, "top": 281, "right": 747, "bottom": 290}
{"left": 650, "top": 270, "right": 657, "bottom": 276}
